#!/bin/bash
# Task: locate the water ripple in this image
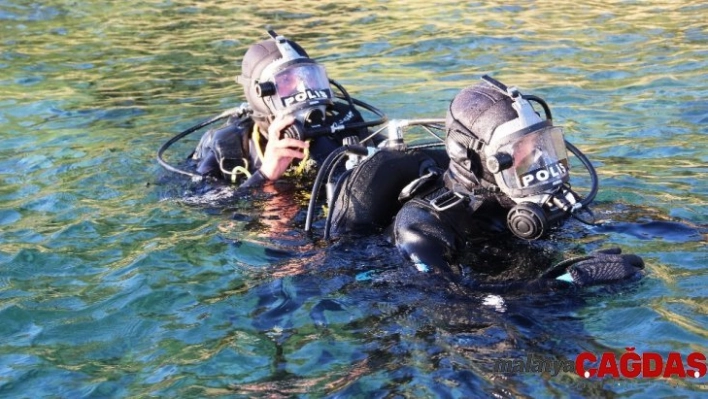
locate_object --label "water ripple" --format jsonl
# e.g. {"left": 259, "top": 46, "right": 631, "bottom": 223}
{"left": 0, "top": 0, "right": 706, "bottom": 397}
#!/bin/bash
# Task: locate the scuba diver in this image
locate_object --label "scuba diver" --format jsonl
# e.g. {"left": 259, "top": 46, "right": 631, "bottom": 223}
{"left": 389, "top": 76, "right": 645, "bottom": 291}
{"left": 315, "top": 75, "right": 644, "bottom": 292}
{"left": 157, "top": 30, "right": 387, "bottom": 188}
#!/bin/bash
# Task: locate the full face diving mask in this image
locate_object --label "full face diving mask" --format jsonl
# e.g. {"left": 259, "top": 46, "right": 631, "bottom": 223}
{"left": 254, "top": 31, "right": 334, "bottom": 141}
{"left": 481, "top": 76, "right": 582, "bottom": 239}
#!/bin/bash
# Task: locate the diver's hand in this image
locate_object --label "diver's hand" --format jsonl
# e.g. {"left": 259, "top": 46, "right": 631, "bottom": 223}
{"left": 259, "top": 114, "right": 309, "bottom": 181}
{"left": 551, "top": 248, "right": 645, "bottom": 287}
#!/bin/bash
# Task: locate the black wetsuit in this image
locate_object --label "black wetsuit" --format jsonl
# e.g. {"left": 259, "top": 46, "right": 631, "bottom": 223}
{"left": 394, "top": 180, "right": 515, "bottom": 273}
{"left": 327, "top": 149, "right": 552, "bottom": 287}
{"left": 191, "top": 101, "right": 369, "bottom": 188}
{"left": 331, "top": 151, "right": 644, "bottom": 292}
{"left": 394, "top": 175, "right": 646, "bottom": 291}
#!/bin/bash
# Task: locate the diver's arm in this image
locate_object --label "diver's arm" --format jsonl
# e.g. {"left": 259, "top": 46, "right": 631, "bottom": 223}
{"left": 462, "top": 275, "right": 576, "bottom": 294}
{"left": 238, "top": 115, "right": 308, "bottom": 189}
{"left": 393, "top": 199, "right": 459, "bottom": 273}
{"left": 239, "top": 169, "right": 270, "bottom": 188}
{"left": 461, "top": 248, "right": 645, "bottom": 294}
{"left": 540, "top": 247, "right": 645, "bottom": 287}
{"left": 258, "top": 115, "right": 309, "bottom": 181}
{"left": 394, "top": 200, "right": 568, "bottom": 291}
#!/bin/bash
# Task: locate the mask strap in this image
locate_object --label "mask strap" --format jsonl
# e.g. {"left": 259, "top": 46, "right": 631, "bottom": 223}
{"left": 447, "top": 101, "right": 485, "bottom": 152}
{"left": 448, "top": 129, "right": 484, "bottom": 152}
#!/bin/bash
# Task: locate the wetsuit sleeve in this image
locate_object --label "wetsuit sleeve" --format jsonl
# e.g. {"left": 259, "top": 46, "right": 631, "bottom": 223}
{"left": 393, "top": 198, "right": 459, "bottom": 273}
{"left": 239, "top": 169, "right": 269, "bottom": 189}
{"left": 392, "top": 195, "right": 567, "bottom": 293}
{"left": 460, "top": 248, "right": 644, "bottom": 294}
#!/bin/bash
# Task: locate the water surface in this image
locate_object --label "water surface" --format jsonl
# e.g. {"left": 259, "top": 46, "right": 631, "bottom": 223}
{"left": 0, "top": 0, "right": 706, "bottom": 397}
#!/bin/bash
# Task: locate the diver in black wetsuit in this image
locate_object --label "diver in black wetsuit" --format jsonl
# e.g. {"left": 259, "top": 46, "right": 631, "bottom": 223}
{"left": 384, "top": 76, "right": 646, "bottom": 291}
{"left": 159, "top": 31, "right": 434, "bottom": 237}
{"left": 182, "top": 30, "right": 386, "bottom": 188}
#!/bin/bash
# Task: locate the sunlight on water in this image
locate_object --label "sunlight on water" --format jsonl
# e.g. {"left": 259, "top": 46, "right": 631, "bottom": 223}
{"left": 0, "top": 0, "right": 706, "bottom": 397}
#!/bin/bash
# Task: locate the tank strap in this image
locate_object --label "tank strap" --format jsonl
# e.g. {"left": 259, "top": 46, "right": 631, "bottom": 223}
{"left": 447, "top": 129, "right": 485, "bottom": 152}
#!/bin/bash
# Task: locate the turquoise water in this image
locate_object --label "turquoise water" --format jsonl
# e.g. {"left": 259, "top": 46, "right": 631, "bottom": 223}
{"left": 1, "top": 0, "right": 706, "bottom": 397}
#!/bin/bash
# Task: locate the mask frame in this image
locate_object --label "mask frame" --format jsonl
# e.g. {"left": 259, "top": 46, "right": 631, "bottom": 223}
{"left": 486, "top": 120, "right": 571, "bottom": 201}
{"left": 253, "top": 31, "right": 334, "bottom": 137}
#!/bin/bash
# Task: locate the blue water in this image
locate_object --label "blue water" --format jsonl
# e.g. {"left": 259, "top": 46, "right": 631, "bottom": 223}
{"left": 0, "top": 1, "right": 706, "bottom": 397}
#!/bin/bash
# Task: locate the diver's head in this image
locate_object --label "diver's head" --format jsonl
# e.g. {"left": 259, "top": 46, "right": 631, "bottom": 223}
{"left": 445, "top": 75, "right": 579, "bottom": 240}
{"left": 444, "top": 80, "right": 518, "bottom": 192}
{"left": 238, "top": 31, "right": 333, "bottom": 136}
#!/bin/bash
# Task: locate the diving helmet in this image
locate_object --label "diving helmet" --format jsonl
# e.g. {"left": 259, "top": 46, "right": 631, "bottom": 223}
{"left": 445, "top": 75, "right": 582, "bottom": 240}
{"left": 238, "top": 30, "right": 333, "bottom": 139}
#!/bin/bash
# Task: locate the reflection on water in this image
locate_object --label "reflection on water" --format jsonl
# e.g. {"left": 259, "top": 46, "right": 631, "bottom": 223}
{"left": 0, "top": 0, "right": 706, "bottom": 397}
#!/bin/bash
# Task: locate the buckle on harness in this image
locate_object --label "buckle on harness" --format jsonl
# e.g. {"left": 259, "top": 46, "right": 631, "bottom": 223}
{"left": 430, "top": 191, "right": 465, "bottom": 212}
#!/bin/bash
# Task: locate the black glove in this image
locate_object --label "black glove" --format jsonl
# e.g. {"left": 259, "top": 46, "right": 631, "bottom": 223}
{"left": 542, "top": 248, "right": 645, "bottom": 287}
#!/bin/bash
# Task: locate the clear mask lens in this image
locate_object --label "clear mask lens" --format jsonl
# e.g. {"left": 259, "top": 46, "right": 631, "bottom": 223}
{"left": 272, "top": 64, "right": 332, "bottom": 111}
{"left": 498, "top": 126, "right": 569, "bottom": 193}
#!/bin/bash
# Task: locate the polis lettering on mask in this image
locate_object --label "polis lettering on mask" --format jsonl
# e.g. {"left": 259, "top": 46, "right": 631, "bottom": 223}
{"left": 519, "top": 162, "right": 567, "bottom": 188}
{"left": 575, "top": 348, "right": 707, "bottom": 379}
{"left": 282, "top": 89, "right": 331, "bottom": 107}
